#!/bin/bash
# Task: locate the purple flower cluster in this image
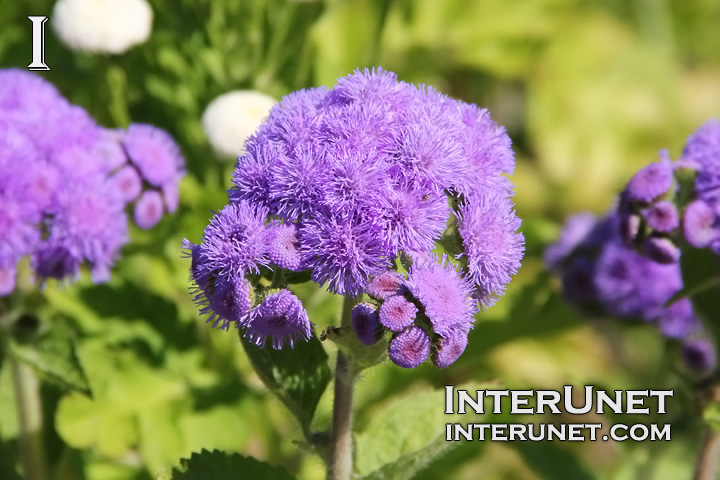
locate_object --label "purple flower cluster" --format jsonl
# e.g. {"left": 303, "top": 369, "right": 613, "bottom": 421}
{"left": 0, "top": 69, "right": 184, "bottom": 295}
{"left": 188, "top": 68, "right": 524, "bottom": 357}
{"left": 546, "top": 211, "right": 715, "bottom": 372}
{"left": 618, "top": 119, "right": 720, "bottom": 261}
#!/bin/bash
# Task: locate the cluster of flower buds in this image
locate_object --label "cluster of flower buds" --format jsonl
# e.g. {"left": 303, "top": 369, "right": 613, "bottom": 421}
{"left": 618, "top": 119, "right": 720, "bottom": 263}
{"left": 0, "top": 69, "right": 184, "bottom": 295}
{"left": 546, "top": 209, "right": 715, "bottom": 372}
{"left": 352, "top": 255, "right": 477, "bottom": 369}
{"left": 186, "top": 68, "right": 525, "bottom": 367}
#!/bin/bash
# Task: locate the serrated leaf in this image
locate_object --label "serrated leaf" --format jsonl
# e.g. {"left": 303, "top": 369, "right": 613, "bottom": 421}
{"left": 162, "top": 449, "right": 294, "bottom": 480}
{"left": 9, "top": 321, "right": 90, "bottom": 394}
{"left": 241, "top": 332, "right": 331, "bottom": 439}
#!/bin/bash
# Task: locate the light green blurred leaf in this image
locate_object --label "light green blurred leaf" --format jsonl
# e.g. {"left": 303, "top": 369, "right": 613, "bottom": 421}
{"left": 56, "top": 341, "right": 188, "bottom": 458}
{"left": 9, "top": 320, "right": 90, "bottom": 394}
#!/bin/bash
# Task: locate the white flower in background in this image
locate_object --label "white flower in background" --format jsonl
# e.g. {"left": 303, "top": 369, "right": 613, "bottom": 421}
{"left": 52, "top": 0, "right": 153, "bottom": 54}
{"left": 202, "top": 90, "right": 277, "bottom": 159}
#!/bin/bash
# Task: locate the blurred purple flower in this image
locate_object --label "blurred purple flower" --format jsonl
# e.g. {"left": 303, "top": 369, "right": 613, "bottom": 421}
{"left": 134, "top": 190, "right": 165, "bottom": 230}
{"left": 625, "top": 155, "right": 673, "bottom": 203}
{"left": 124, "top": 123, "right": 184, "bottom": 187}
{"left": 682, "top": 338, "right": 717, "bottom": 372}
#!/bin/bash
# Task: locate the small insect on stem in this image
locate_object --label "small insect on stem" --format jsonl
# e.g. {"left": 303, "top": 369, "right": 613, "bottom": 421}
{"left": 320, "top": 327, "right": 343, "bottom": 341}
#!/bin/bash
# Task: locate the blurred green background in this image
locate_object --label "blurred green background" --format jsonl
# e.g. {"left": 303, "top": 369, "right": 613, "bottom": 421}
{"left": 1, "top": 0, "right": 720, "bottom": 478}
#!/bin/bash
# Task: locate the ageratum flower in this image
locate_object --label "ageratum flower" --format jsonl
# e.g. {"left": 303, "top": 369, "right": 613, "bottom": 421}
{"left": 189, "top": 68, "right": 524, "bottom": 360}
{"left": 0, "top": 69, "right": 184, "bottom": 294}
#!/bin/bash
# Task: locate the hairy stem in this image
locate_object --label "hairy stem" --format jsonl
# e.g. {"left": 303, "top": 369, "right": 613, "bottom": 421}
{"left": 328, "top": 296, "right": 356, "bottom": 480}
{"left": 695, "top": 385, "right": 720, "bottom": 480}
{"left": 694, "top": 430, "right": 720, "bottom": 480}
{"left": 10, "top": 357, "right": 48, "bottom": 480}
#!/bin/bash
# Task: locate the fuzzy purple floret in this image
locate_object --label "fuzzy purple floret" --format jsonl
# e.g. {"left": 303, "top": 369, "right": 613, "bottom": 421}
{"left": 205, "top": 275, "right": 253, "bottom": 330}
{"left": 625, "top": 157, "right": 673, "bottom": 203}
{"left": 244, "top": 289, "right": 313, "bottom": 349}
{"left": 644, "top": 201, "right": 679, "bottom": 233}
{"left": 267, "top": 222, "right": 305, "bottom": 271}
{"left": 683, "top": 200, "right": 719, "bottom": 248}
{"left": 197, "top": 201, "right": 270, "bottom": 279}
{"left": 388, "top": 326, "right": 430, "bottom": 368}
{"left": 134, "top": 190, "right": 165, "bottom": 230}
{"left": 456, "top": 193, "right": 524, "bottom": 307}
{"left": 301, "top": 213, "right": 389, "bottom": 296}
{"left": 351, "top": 302, "right": 382, "bottom": 346}
{"left": 431, "top": 328, "right": 469, "bottom": 369}
{"left": 379, "top": 295, "right": 417, "bottom": 332}
{"left": 366, "top": 271, "right": 407, "bottom": 300}
{"left": 406, "top": 254, "right": 477, "bottom": 335}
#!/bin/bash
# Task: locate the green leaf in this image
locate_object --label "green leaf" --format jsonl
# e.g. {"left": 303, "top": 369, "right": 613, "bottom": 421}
{"left": 677, "top": 247, "right": 720, "bottom": 325}
{"left": 360, "top": 436, "right": 456, "bottom": 480}
{"left": 514, "top": 442, "right": 596, "bottom": 480}
{"left": 355, "top": 384, "right": 486, "bottom": 477}
{"left": 9, "top": 319, "right": 90, "bottom": 394}
{"left": 56, "top": 341, "right": 188, "bottom": 459}
{"left": 240, "top": 331, "right": 331, "bottom": 438}
{"left": 160, "top": 449, "right": 294, "bottom": 480}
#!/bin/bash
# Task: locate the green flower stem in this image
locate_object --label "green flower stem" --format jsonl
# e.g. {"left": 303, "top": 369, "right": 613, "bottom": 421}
{"left": 10, "top": 356, "right": 48, "bottom": 480}
{"left": 328, "top": 296, "right": 356, "bottom": 480}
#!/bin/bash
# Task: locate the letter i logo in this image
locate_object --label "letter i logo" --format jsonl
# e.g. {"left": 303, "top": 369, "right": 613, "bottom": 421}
{"left": 28, "top": 16, "right": 51, "bottom": 71}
